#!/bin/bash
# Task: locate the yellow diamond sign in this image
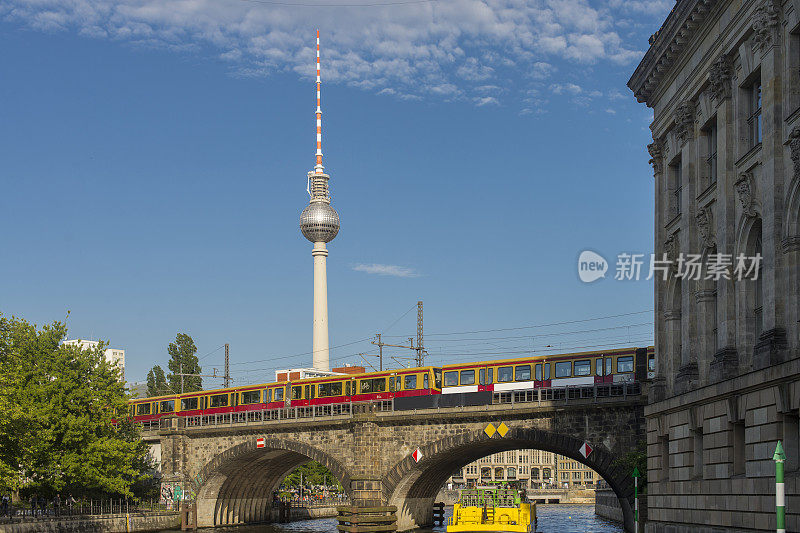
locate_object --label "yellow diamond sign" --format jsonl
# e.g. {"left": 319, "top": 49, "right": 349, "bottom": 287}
{"left": 497, "top": 422, "right": 509, "bottom": 437}
{"left": 484, "top": 423, "right": 496, "bottom": 437}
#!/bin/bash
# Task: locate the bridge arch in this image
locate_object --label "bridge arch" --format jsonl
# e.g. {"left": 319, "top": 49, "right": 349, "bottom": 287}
{"left": 384, "top": 427, "right": 636, "bottom": 532}
{"left": 194, "top": 436, "right": 353, "bottom": 527}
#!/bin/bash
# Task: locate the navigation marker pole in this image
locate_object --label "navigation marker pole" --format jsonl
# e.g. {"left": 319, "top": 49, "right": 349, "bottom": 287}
{"left": 632, "top": 466, "right": 641, "bottom": 533}
{"left": 775, "top": 441, "right": 786, "bottom": 533}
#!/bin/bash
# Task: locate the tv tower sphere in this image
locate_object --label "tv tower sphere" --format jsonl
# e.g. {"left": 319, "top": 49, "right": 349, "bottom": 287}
{"left": 300, "top": 195, "right": 339, "bottom": 243}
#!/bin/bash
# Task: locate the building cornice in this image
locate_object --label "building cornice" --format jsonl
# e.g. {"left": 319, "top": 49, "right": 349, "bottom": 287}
{"left": 628, "top": 0, "right": 718, "bottom": 106}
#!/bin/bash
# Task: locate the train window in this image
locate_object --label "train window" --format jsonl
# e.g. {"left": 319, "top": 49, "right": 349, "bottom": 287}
{"left": 444, "top": 371, "right": 459, "bottom": 387}
{"left": 617, "top": 356, "right": 634, "bottom": 373}
{"left": 535, "top": 364, "right": 542, "bottom": 381}
{"left": 479, "top": 369, "right": 486, "bottom": 385}
{"left": 305, "top": 385, "right": 316, "bottom": 399}
{"left": 574, "top": 360, "right": 591, "bottom": 376}
{"left": 404, "top": 375, "right": 417, "bottom": 389}
{"left": 544, "top": 363, "right": 550, "bottom": 380}
{"left": 605, "top": 358, "right": 612, "bottom": 375}
{"left": 487, "top": 368, "right": 493, "bottom": 384}
{"left": 648, "top": 355, "right": 656, "bottom": 371}
{"left": 423, "top": 374, "right": 429, "bottom": 389}
{"left": 181, "top": 397, "right": 198, "bottom": 411}
{"left": 345, "top": 381, "right": 352, "bottom": 396}
{"left": 461, "top": 370, "right": 475, "bottom": 385}
{"left": 265, "top": 389, "right": 272, "bottom": 403}
{"left": 136, "top": 403, "right": 151, "bottom": 415}
{"left": 360, "top": 378, "right": 386, "bottom": 394}
{"left": 274, "top": 388, "right": 284, "bottom": 401}
{"left": 319, "top": 382, "right": 343, "bottom": 397}
{"left": 160, "top": 400, "right": 175, "bottom": 413}
{"left": 515, "top": 365, "right": 531, "bottom": 381}
{"left": 292, "top": 386, "right": 303, "bottom": 400}
{"left": 498, "top": 366, "right": 513, "bottom": 382}
{"left": 242, "top": 391, "right": 261, "bottom": 404}
{"left": 555, "top": 361, "right": 572, "bottom": 378}
{"left": 210, "top": 394, "right": 229, "bottom": 408}
{"left": 433, "top": 369, "right": 442, "bottom": 389}
{"left": 396, "top": 376, "right": 401, "bottom": 391}
{"left": 596, "top": 359, "right": 603, "bottom": 376}
{"left": 389, "top": 377, "right": 397, "bottom": 393}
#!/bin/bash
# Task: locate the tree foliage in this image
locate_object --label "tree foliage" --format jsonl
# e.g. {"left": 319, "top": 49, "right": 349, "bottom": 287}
{"left": 166, "top": 333, "right": 202, "bottom": 393}
{"left": 0, "top": 313, "right": 151, "bottom": 497}
{"left": 146, "top": 365, "right": 169, "bottom": 397}
{"left": 612, "top": 439, "right": 648, "bottom": 490}
{"left": 281, "top": 461, "right": 340, "bottom": 489}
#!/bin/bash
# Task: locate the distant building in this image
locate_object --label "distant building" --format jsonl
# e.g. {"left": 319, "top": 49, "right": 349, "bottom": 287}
{"left": 274, "top": 365, "right": 364, "bottom": 382}
{"left": 447, "top": 450, "right": 596, "bottom": 490}
{"left": 63, "top": 339, "right": 125, "bottom": 380}
{"left": 556, "top": 456, "right": 595, "bottom": 489}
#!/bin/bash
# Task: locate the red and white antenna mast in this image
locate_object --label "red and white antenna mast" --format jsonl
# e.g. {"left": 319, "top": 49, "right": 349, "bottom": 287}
{"left": 315, "top": 29, "right": 323, "bottom": 174}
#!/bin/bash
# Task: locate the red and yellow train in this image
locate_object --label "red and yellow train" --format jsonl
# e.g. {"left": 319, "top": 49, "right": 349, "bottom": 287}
{"left": 128, "top": 346, "right": 654, "bottom": 423}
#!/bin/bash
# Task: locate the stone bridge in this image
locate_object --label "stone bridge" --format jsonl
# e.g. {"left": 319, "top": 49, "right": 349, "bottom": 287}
{"left": 144, "top": 386, "right": 646, "bottom": 532}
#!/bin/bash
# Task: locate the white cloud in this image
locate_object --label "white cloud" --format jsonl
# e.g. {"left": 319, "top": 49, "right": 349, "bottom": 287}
{"left": 0, "top": 0, "right": 657, "bottom": 104}
{"left": 474, "top": 96, "right": 500, "bottom": 106}
{"left": 605, "top": 108, "right": 616, "bottom": 114}
{"left": 353, "top": 263, "right": 420, "bottom": 278}
{"left": 550, "top": 82, "right": 583, "bottom": 95}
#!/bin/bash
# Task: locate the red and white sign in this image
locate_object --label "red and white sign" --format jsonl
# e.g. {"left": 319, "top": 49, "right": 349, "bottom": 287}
{"left": 412, "top": 448, "right": 423, "bottom": 463}
{"left": 256, "top": 438, "right": 265, "bottom": 448}
{"left": 579, "top": 442, "right": 593, "bottom": 459}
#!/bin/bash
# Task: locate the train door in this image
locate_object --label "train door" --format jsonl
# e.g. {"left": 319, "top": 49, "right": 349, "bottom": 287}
{"left": 478, "top": 366, "right": 494, "bottom": 392}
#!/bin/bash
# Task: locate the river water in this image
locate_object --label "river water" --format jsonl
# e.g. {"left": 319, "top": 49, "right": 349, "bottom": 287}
{"left": 160, "top": 504, "right": 622, "bottom": 532}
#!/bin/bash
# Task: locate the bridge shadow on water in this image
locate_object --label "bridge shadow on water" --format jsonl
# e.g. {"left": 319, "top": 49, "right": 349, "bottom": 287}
{"left": 157, "top": 504, "right": 623, "bottom": 533}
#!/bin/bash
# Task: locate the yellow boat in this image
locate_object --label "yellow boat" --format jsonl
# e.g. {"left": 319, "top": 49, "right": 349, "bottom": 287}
{"left": 447, "top": 485, "right": 535, "bottom": 533}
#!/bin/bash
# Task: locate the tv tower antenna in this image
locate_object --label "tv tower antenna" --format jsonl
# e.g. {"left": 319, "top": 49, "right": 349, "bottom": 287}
{"left": 299, "top": 30, "right": 340, "bottom": 371}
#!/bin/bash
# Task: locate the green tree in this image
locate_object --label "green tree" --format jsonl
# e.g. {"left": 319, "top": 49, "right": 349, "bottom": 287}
{"left": 146, "top": 365, "right": 169, "bottom": 397}
{"left": 613, "top": 440, "right": 648, "bottom": 490}
{"left": 281, "top": 461, "right": 340, "bottom": 489}
{"left": 167, "top": 333, "right": 202, "bottom": 393}
{"left": 0, "top": 313, "right": 151, "bottom": 497}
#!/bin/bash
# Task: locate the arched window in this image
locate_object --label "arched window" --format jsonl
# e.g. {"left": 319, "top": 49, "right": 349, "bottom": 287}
{"left": 542, "top": 468, "right": 551, "bottom": 480}
{"left": 531, "top": 468, "right": 540, "bottom": 480}
{"left": 481, "top": 467, "right": 491, "bottom": 479}
{"left": 494, "top": 467, "right": 504, "bottom": 480}
{"left": 507, "top": 467, "right": 517, "bottom": 480}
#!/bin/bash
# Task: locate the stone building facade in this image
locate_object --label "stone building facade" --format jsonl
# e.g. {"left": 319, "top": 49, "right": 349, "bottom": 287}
{"left": 629, "top": 0, "right": 800, "bottom": 531}
{"left": 447, "top": 449, "right": 596, "bottom": 489}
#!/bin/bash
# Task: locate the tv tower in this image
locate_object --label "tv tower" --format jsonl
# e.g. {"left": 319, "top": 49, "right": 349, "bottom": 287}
{"left": 299, "top": 30, "right": 340, "bottom": 371}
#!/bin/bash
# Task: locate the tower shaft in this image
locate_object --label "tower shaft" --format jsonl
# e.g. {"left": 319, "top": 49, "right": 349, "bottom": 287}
{"left": 312, "top": 242, "right": 330, "bottom": 370}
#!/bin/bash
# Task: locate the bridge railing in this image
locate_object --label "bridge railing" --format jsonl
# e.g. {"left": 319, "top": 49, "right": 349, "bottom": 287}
{"left": 492, "top": 382, "right": 641, "bottom": 406}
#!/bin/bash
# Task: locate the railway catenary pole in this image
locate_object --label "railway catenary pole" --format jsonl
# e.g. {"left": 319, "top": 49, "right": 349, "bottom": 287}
{"left": 224, "top": 343, "right": 230, "bottom": 388}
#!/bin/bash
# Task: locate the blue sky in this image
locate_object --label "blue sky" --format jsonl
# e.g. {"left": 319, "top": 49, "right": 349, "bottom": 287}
{"left": 0, "top": 0, "right": 669, "bottom": 386}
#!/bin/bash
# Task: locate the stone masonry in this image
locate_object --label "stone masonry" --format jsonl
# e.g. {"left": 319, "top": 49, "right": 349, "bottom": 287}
{"left": 146, "top": 394, "right": 645, "bottom": 532}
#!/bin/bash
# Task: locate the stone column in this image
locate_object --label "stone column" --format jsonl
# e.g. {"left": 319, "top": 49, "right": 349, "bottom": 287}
{"left": 649, "top": 140, "right": 668, "bottom": 401}
{"left": 675, "top": 102, "right": 699, "bottom": 393}
{"left": 753, "top": 4, "right": 789, "bottom": 368}
{"left": 709, "top": 56, "right": 740, "bottom": 382}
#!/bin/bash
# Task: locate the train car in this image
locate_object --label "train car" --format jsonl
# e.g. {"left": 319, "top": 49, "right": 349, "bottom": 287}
{"left": 128, "top": 367, "right": 443, "bottom": 423}
{"left": 281, "top": 366, "right": 442, "bottom": 407}
{"left": 440, "top": 346, "right": 652, "bottom": 397}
